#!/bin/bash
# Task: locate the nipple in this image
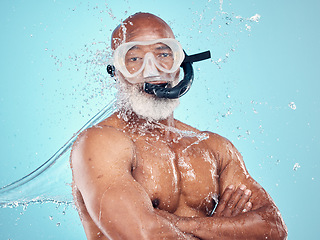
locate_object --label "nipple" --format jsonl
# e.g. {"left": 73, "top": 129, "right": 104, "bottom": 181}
{"left": 152, "top": 198, "right": 160, "bottom": 208}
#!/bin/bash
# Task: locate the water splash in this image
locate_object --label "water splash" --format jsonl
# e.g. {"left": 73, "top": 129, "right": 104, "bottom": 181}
{"left": 250, "top": 14, "right": 261, "bottom": 22}
{"left": 155, "top": 121, "right": 210, "bottom": 144}
{"left": 182, "top": 132, "right": 210, "bottom": 153}
{"left": 0, "top": 98, "right": 117, "bottom": 208}
{"left": 288, "top": 102, "right": 297, "bottom": 110}
{"left": 293, "top": 163, "right": 301, "bottom": 171}
{"left": 219, "top": 0, "right": 223, "bottom": 11}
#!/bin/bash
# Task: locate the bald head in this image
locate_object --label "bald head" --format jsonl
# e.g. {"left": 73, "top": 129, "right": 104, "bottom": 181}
{"left": 111, "top": 12, "right": 175, "bottom": 50}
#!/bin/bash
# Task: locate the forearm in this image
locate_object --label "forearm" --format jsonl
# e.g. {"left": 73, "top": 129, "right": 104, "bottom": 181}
{"left": 90, "top": 187, "right": 198, "bottom": 240}
{"left": 98, "top": 210, "right": 198, "bottom": 240}
{"left": 175, "top": 207, "right": 287, "bottom": 240}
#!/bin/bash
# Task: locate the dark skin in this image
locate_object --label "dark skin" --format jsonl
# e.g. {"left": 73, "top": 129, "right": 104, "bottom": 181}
{"left": 71, "top": 13, "right": 287, "bottom": 240}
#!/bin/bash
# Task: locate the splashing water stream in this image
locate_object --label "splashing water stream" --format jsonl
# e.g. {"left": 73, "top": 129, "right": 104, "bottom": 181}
{"left": 156, "top": 122, "right": 210, "bottom": 152}
{"left": 0, "top": 98, "right": 117, "bottom": 208}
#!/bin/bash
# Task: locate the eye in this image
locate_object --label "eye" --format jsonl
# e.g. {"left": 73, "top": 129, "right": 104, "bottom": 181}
{"left": 158, "top": 53, "right": 172, "bottom": 58}
{"left": 130, "top": 57, "right": 141, "bottom": 62}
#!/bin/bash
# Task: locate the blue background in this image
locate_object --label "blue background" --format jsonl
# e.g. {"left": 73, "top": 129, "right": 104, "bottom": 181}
{"left": 1, "top": 0, "right": 319, "bottom": 239}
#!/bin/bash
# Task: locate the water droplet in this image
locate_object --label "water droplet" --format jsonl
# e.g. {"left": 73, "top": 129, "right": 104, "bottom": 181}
{"left": 249, "top": 14, "right": 261, "bottom": 22}
{"left": 293, "top": 163, "right": 300, "bottom": 171}
{"left": 49, "top": 216, "right": 53, "bottom": 220}
{"left": 56, "top": 222, "right": 61, "bottom": 227}
{"left": 288, "top": 102, "right": 296, "bottom": 110}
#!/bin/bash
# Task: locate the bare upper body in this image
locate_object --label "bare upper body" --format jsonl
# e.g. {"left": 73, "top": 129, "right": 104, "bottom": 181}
{"left": 71, "top": 112, "right": 286, "bottom": 240}
{"left": 70, "top": 12, "right": 287, "bottom": 240}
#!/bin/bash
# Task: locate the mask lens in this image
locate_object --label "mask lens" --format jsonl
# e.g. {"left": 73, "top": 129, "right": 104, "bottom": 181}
{"left": 125, "top": 45, "right": 145, "bottom": 74}
{"left": 153, "top": 43, "right": 174, "bottom": 70}
{"left": 113, "top": 38, "right": 185, "bottom": 80}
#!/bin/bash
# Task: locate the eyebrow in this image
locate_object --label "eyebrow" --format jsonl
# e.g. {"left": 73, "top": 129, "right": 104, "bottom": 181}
{"left": 155, "top": 44, "right": 170, "bottom": 50}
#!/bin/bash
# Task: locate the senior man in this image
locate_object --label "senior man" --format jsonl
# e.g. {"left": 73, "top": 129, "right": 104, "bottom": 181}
{"left": 71, "top": 12, "right": 287, "bottom": 240}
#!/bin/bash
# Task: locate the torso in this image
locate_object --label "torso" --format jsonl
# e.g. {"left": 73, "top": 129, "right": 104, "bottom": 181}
{"left": 131, "top": 127, "right": 219, "bottom": 217}
{"left": 73, "top": 113, "right": 220, "bottom": 239}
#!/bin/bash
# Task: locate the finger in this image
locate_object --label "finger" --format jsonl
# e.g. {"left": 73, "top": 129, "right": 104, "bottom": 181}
{"left": 222, "top": 184, "right": 247, "bottom": 217}
{"left": 231, "top": 189, "right": 252, "bottom": 216}
{"left": 215, "top": 185, "right": 234, "bottom": 216}
{"left": 242, "top": 201, "right": 252, "bottom": 213}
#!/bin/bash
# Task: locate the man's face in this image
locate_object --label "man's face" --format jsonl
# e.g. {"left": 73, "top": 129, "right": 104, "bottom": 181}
{"left": 113, "top": 14, "right": 181, "bottom": 121}
{"left": 115, "top": 42, "right": 181, "bottom": 122}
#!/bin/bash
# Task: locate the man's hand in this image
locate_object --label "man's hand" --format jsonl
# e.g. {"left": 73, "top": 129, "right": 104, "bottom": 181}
{"left": 215, "top": 184, "right": 252, "bottom": 217}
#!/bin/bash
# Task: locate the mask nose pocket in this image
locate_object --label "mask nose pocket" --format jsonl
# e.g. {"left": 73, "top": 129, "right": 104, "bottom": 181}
{"left": 142, "top": 52, "right": 160, "bottom": 78}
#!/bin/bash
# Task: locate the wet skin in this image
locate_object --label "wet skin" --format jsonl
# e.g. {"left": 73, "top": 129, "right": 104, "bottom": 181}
{"left": 71, "top": 13, "right": 287, "bottom": 240}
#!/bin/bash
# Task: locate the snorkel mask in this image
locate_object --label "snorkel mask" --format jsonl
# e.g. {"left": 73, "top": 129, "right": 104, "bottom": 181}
{"left": 107, "top": 38, "right": 211, "bottom": 99}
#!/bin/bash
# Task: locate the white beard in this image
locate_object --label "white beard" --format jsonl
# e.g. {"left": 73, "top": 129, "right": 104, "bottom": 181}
{"left": 116, "top": 79, "right": 180, "bottom": 121}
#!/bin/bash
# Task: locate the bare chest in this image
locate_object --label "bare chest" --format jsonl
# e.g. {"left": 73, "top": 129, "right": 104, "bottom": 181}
{"left": 131, "top": 135, "right": 219, "bottom": 217}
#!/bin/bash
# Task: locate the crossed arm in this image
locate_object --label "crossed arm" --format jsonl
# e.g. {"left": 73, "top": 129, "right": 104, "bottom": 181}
{"left": 157, "top": 183, "right": 286, "bottom": 239}
{"left": 157, "top": 133, "right": 288, "bottom": 239}
{"left": 71, "top": 127, "right": 287, "bottom": 239}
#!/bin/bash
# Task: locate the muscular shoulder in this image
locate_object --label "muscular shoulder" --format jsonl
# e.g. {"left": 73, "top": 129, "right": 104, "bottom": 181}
{"left": 71, "top": 123, "right": 135, "bottom": 174}
{"left": 202, "top": 131, "right": 244, "bottom": 171}
{"left": 203, "top": 131, "right": 232, "bottom": 151}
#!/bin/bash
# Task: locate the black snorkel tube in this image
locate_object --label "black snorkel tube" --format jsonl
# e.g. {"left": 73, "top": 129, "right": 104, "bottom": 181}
{"left": 107, "top": 50, "right": 211, "bottom": 99}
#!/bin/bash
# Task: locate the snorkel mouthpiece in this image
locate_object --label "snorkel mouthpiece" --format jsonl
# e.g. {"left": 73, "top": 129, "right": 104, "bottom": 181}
{"left": 143, "top": 60, "right": 194, "bottom": 99}
{"left": 143, "top": 50, "right": 211, "bottom": 99}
